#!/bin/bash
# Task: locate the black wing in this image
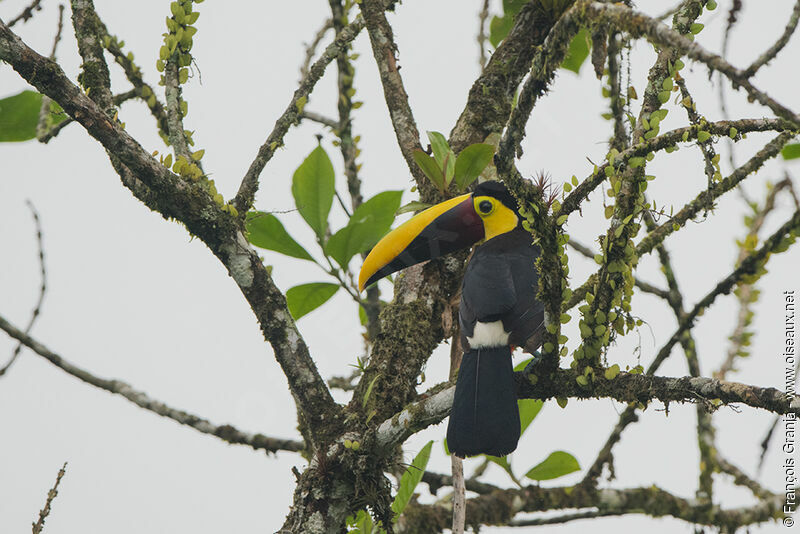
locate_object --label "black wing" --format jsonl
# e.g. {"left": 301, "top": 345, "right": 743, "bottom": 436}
{"left": 459, "top": 228, "right": 544, "bottom": 351}
{"left": 459, "top": 253, "right": 516, "bottom": 340}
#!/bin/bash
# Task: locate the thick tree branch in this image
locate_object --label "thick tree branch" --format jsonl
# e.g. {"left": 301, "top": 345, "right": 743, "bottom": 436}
{"left": 421, "top": 471, "right": 498, "bottom": 496}
{"left": 496, "top": 0, "right": 581, "bottom": 169}
{"left": 402, "top": 483, "right": 783, "bottom": 532}
{"left": 449, "top": 1, "right": 575, "bottom": 152}
{"left": 0, "top": 17, "right": 340, "bottom": 449}
{"left": 0, "top": 314, "right": 305, "bottom": 454}
{"left": 375, "top": 367, "right": 799, "bottom": 453}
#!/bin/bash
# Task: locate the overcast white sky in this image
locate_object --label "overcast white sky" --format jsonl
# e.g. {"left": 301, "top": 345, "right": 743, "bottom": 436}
{"left": 1, "top": 1, "right": 799, "bottom": 532}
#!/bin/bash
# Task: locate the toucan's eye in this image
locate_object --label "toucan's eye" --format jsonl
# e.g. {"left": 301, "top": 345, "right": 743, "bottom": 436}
{"left": 478, "top": 200, "right": 493, "bottom": 214}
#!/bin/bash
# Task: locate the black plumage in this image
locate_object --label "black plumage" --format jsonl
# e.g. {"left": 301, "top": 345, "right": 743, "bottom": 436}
{"left": 459, "top": 226, "right": 544, "bottom": 353}
{"left": 447, "top": 204, "right": 544, "bottom": 458}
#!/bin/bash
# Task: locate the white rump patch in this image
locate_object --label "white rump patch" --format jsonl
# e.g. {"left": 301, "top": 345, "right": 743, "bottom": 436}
{"left": 466, "top": 320, "right": 510, "bottom": 348}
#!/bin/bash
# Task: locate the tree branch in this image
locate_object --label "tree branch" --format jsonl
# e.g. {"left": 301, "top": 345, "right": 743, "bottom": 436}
{"left": 234, "top": 4, "right": 387, "bottom": 214}
{"left": 358, "top": 0, "right": 427, "bottom": 197}
{"left": 559, "top": 119, "right": 795, "bottom": 219}
{"left": 449, "top": 0, "right": 575, "bottom": 152}
{"left": 643, "top": 208, "right": 800, "bottom": 374}
{"left": 402, "top": 483, "right": 783, "bottom": 531}
{"left": 7, "top": 0, "right": 43, "bottom": 28}
{"left": 31, "top": 462, "right": 67, "bottom": 534}
{"left": 0, "top": 201, "right": 46, "bottom": 378}
{"left": 375, "top": 367, "right": 799, "bottom": 454}
{"left": 0, "top": 17, "right": 340, "bottom": 449}
{"left": 581, "top": 1, "right": 800, "bottom": 128}
{"left": 567, "top": 131, "right": 794, "bottom": 309}
{"left": 0, "top": 314, "right": 305, "bottom": 455}
{"left": 741, "top": 0, "right": 800, "bottom": 78}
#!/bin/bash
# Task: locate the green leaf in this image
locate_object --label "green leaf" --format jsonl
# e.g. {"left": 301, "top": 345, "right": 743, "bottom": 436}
{"left": 489, "top": 15, "right": 514, "bottom": 48}
{"left": 291, "top": 145, "right": 335, "bottom": 240}
{"left": 562, "top": 28, "right": 591, "bottom": 74}
{"left": 362, "top": 373, "right": 381, "bottom": 407}
{"left": 413, "top": 150, "right": 445, "bottom": 191}
{"left": 503, "top": 0, "right": 528, "bottom": 16}
{"left": 325, "top": 190, "right": 403, "bottom": 267}
{"left": 454, "top": 143, "right": 495, "bottom": 190}
{"left": 519, "top": 398, "right": 544, "bottom": 435}
{"left": 0, "top": 91, "right": 66, "bottom": 142}
{"left": 525, "top": 451, "right": 580, "bottom": 481}
{"left": 245, "top": 212, "right": 315, "bottom": 261}
{"left": 488, "top": 0, "right": 527, "bottom": 47}
{"left": 396, "top": 201, "right": 432, "bottom": 215}
{"left": 782, "top": 143, "right": 800, "bottom": 160}
{"left": 391, "top": 440, "right": 433, "bottom": 519}
{"left": 443, "top": 150, "right": 455, "bottom": 186}
{"left": 285, "top": 282, "right": 339, "bottom": 319}
{"left": 427, "top": 131, "right": 450, "bottom": 169}
{"left": 346, "top": 509, "right": 374, "bottom": 534}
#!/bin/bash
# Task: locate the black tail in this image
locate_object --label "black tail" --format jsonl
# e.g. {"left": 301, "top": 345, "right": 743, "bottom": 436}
{"left": 446, "top": 346, "right": 520, "bottom": 458}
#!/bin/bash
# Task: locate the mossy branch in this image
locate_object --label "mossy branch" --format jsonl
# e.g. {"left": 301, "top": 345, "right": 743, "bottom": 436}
{"left": 567, "top": 131, "right": 794, "bottom": 310}
{"left": 0, "top": 17, "right": 340, "bottom": 449}
{"left": 402, "top": 481, "right": 783, "bottom": 532}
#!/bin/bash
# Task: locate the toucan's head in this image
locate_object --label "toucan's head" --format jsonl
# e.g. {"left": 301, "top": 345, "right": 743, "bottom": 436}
{"left": 358, "top": 181, "right": 520, "bottom": 291}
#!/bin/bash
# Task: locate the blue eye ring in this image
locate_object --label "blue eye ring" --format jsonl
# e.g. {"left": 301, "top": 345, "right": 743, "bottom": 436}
{"left": 478, "top": 199, "right": 493, "bottom": 214}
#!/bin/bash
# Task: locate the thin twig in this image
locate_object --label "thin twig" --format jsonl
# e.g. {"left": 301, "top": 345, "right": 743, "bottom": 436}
{"left": 509, "top": 509, "right": 620, "bottom": 526}
{"left": 299, "top": 18, "right": 332, "bottom": 80}
{"left": 0, "top": 201, "right": 47, "bottom": 377}
{"left": 644, "top": 208, "right": 800, "bottom": 374}
{"left": 234, "top": 6, "right": 379, "bottom": 213}
{"left": 31, "top": 462, "right": 67, "bottom": 534}
{"left": 581, "top": 1, "right": 800, "bottom": 128}
{"left": 568, "top": 131, "right": 795, "bottom": 310}
{"left": 300, "top": 110, "right": 339, "bottom": 129}
{"left": 719, "top": 0, "right": 743, "bottom": 170}
{"left": 7, "top": 0, "right": 44, "bottom": 28}
{"left": 567, "top": 239, "right": 671, "bottom": 300}
{"left": 477, "top": 0, "right": 489, "bottom": 69}
{"left": 676, "top": 77, "right": 718, "bottom": 206}
{"left": 36, "top": 4, "right": 65, "bottom": 140}
{"left": 717, "top": 456, "right": 775, "bottom": 501}
{"left": 742, "top": 0, "right": 800, "bottom": 77}
{"left": 0, "top": 314, "right": 306, "bottom": 454}
{"left": 716, "top": 179, "right": 797, "bottom": 379}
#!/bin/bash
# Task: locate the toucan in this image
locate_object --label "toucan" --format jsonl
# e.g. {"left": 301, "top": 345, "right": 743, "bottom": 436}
{"left": 358, "top": 181, "right": 544, "bottom": 457}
